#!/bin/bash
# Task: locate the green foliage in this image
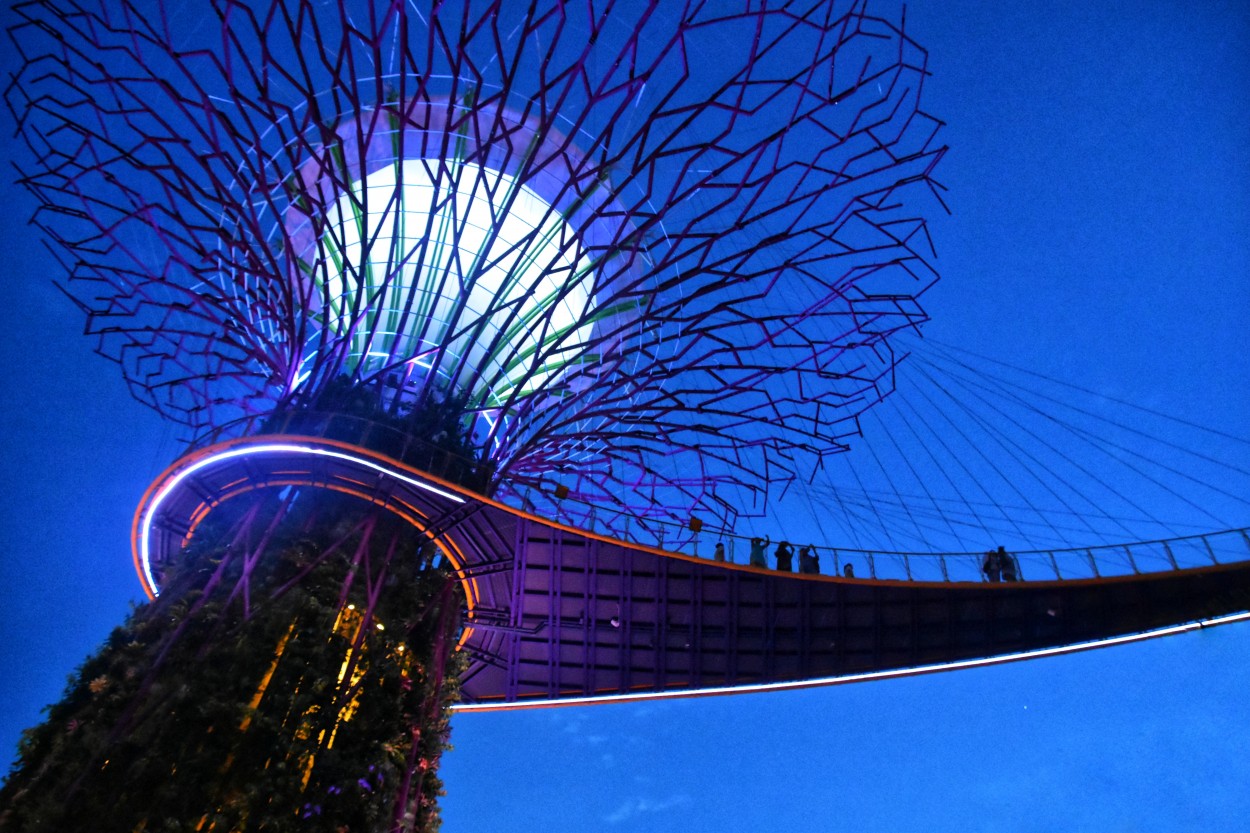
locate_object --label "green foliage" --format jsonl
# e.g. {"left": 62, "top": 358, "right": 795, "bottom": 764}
{"left": 278, "top": 374, "right": 493, "bottom": 493}
{"left": 0, "top": 494, "right": 464, "bottom": 833}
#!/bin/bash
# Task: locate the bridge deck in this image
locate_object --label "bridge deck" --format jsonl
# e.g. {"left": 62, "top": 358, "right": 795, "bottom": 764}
{"left": 134, "top": 435, "right": 1250, "bottom": 708}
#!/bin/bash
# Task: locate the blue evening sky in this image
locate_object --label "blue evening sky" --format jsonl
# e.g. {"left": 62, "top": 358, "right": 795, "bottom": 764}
{"left": 1, "top": 1, "right": 1247, "bottom": 830}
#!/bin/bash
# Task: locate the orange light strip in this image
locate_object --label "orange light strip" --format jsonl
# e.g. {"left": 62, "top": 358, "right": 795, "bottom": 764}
{"left": 132, "top": 440, "right": 480, "bottom": 647}
{"left": 136, "top": 434, "right": 1116, "bottom": 593}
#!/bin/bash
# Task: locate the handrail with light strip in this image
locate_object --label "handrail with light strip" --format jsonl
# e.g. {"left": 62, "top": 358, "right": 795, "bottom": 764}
{"left": 135, "top": 443, "right": 465, "bottom": 595}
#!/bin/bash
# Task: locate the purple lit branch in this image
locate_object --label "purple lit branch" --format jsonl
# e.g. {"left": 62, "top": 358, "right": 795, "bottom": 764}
{"left": 7, "top": 0, "right": 945, "bottom": 541}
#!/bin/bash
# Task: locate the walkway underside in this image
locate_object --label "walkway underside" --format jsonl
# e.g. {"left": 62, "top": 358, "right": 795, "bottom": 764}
{"left": 462, "top": 526, "right": 1250, "bottom": 705}
{"left": 136, "top": 436, "right": 1250, "bottom": 708}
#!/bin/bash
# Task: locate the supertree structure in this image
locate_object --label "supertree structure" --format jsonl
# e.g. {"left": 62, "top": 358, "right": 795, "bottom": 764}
{"left": 8, "top": 0, "right": 943, "bottom": 539}
{"left": 1, "top": 0, "right": 945, "bottom": 829}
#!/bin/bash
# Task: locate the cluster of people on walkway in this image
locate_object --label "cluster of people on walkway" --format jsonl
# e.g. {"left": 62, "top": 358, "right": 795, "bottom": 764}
{"left": 709, "top": 536, "right": 1019, "bottom": 582}
{"left": 722, "top": 536, "right": 830, "bottom": 575}
{"left": 981, "top": 545, "right": 1021, "bottom": 582}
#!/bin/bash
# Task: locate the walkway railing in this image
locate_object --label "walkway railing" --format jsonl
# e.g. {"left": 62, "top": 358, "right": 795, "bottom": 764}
{"left": 183, "top": 415, "right": 1249, "bottom": 583}
{"left": 682, "top": 527, "right": 1250, "bottom": 582}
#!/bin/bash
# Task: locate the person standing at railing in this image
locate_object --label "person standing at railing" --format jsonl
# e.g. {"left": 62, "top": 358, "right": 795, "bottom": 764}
{"left": 749, "top": 535, "right": 770, "bottom": 568}
{"left": 798, "top": 545, "right": 818, "bottom": 574}
{"left": 714, "top": 541, "right": 726, "bottom": 562}
{"left": 1000, "top": 547, "right": 1020, "bottom": 581}
{"left": 982, "top": 548, "right": 1002, "bottom": 582}
{"left": 774, "top": 540, "right": 794, "bottom": 572}
{"left": 983, "top": 546, "right": 1019, "bottom": 581}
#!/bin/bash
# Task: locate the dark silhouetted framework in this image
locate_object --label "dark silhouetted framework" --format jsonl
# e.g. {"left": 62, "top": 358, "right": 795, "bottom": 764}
{"left": 7, "top": 0, "right": 946, "bottom": 544}
{"left": 2, "top": 2, "right": 955, "bottom": 829}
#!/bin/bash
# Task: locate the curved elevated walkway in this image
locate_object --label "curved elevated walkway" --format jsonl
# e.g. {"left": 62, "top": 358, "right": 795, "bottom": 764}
{"left": 134, "top": 434, "right": 1250, "bottom": 709}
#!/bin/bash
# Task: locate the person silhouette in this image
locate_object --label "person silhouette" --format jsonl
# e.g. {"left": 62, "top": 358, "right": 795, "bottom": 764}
{"left": 998, "top": 546, "right": 1019, "bottom": 581}
{"left": 749, "top": 535, "right": 770, "bottom": 568}
{"left": 982, "top": 548, "right": 1003, "bottom": 582}
{"left": 774, "top": 540, "right": 794, "bottom": 572}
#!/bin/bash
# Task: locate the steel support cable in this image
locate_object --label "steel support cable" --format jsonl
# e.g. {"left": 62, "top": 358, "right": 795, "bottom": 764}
{"left": 907, "top": 360, "right": 1114, "bottom": 543}
{"left": 851, "top": 419, "right": 931, "bottom": 566}
{"left": 911, "top": 351, "right": 1173, "bottom": 526}
{"left": 915, "top": 352, "right": 1235, "bottom": 531}
{"left": 821, "top": 487, "right": 1144, "bottom": 546}
{"left": 833, "top": 490, "right": 1015, "bottom": 538}
{"left": 904, "top": 361, "right": 1075, "bottom": 545}
{"left": 921, "top": 360, "right": 1146, "bottom": 541}
{"left": 1025, "top": 410, "right": 1245, "bottom": 526}
{"left": 822, "top": 491, "right": 998, "bottom": 547}
{"left": 888, "top": 376, "right": 1007, "bottom": 550}
{"left": 808, "top": 482, "right": 1173, "bottom": 526}
{"left": 800, "top": 440, "right": 870, "bottom": 550}
{"left": 918, "top": 342, "right": 1250, "bottom": 481}
{"left": 858, "top": 384, "right": 970, "bottom": 550}
{"left": 809, "top": 474, "right": 1018, "bottom": 547}
{"left": 826, "top": 491, "right": 898, "bottom": 548}
{"left": 910, "top": 360, "right": 1210, "bottom": 535}
{"left": 894, "top": 361, "right": 1038, "bottom": 545}
{"left": 914, "top": 357, "right": 1250, "bottom": 519}
{"left": 798, "top": 459, "right": 845, "bottom": 553}
{"left": 835, "top": 439, "right": 903, "bottom": 552}
{"left": 923, "top": 337, "right": 1250, "bottom": 447}
{"left": 819, "top": 490, "right": 950, "bottom": 536}
{"left": 807, "top": 486, "right": 1047, "bottom": 540}
{"left": 830, "top": 501, "right": 922, "bottom": 557}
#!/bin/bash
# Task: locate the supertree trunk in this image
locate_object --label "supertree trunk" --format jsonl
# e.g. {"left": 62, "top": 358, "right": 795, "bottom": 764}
{"left": 0, "top": 491, "right": 463, "bottom": 833}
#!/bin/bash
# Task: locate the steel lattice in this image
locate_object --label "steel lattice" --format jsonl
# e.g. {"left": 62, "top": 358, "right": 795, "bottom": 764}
{"left": 7, "top": 0, "right": 946, "bottom": 543}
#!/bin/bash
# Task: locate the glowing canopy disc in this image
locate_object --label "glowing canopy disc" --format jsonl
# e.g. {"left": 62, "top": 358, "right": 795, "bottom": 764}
{"left": 318, "top": 158, "right": 597, "bottom": 408}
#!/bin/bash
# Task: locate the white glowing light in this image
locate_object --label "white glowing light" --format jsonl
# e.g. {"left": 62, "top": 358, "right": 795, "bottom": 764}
{"left": 318, "top": 160, "right": 595, "bottom": 407}
{"left": 137, "top": 443, "right": 465, "bottom": 595}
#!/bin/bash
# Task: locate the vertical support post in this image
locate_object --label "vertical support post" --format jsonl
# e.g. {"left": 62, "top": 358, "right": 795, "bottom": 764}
{"left": 1202, "top": 535, "right": 1220, "bottom": 565}
{"left": 1161, "top": 540, "right": 1179, "bottom": 570}
{"left": 546, "top": 529, "right": 561, "bottom": 699}
{"left": 1085, "top": 548, "right": 1101, "bottom": 578}
{"left": 1122, "top": 545, "right": 1140, "bottom": 575}
{"left": 505, "top": 517, "right": 529, "bottom": 703}
{"left": 582, "top": 539, "right": 597, "bottom": 697}
{"left": 656, "top": 556, "right": 669, "bottom": 692}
